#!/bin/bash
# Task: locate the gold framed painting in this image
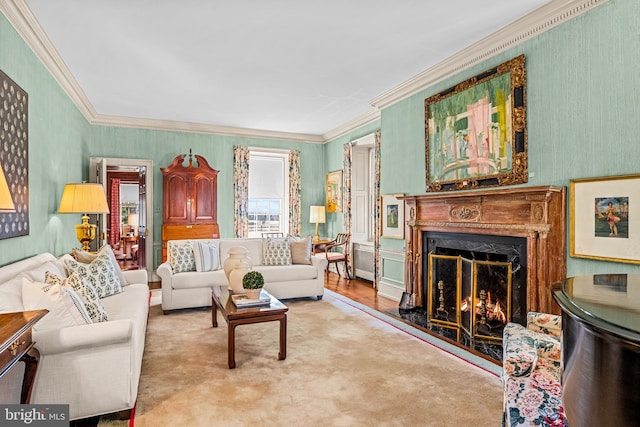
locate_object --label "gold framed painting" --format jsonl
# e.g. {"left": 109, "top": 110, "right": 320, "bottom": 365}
{"left": 381, "top": 194, "right": 404, "bottom": 239}
{"left": 326, "top": 170, "right": 342, "bottom": 213}
{"left": 425, "top": 55, "right": 527, "bottom": 192}
{"left": 570, "top": 174, "right": 640, "bottom": 264}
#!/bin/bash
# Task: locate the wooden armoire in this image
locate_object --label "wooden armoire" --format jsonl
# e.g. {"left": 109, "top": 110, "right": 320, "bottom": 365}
{"left": 161, "top": 151, "right": 219, "bottom": 262}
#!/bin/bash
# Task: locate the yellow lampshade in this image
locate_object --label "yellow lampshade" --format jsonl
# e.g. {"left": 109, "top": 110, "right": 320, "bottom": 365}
{"left": 0, "top": 164, "right": 16, "bottom": 212}
{"left": 58, "top": 183, "right": 110, "bottom": 250}
{"left": 309, "top": 205, "right": 326, "bottom": 242}
{"left": 58, "top": 183, "right": 110, "bottom": 214}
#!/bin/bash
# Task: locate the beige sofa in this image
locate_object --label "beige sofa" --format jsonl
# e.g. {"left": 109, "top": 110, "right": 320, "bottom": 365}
{"left": 0, "top": 253, "right": 149, "bottom": 421}
{"left": 157, "top": 238, "right": 328, "bottom": 313}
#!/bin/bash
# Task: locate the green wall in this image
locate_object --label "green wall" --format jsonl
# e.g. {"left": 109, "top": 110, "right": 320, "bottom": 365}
{"left": 373, "top": 0, "right": 640, "bottom": 277}
{"left": 0, "top": 12, "right": 92, "bottom": 265}
{"left": 323, "top": 120, "right": 380, "bottom": 238}
{"left": 2, "top": 0, "right": 640, "bottom": 281}
{"left": 88, "top": 126, "right": 325, "bottom": 267}
{"left": 0, "top": 12, "right": 325, "bottom": 268}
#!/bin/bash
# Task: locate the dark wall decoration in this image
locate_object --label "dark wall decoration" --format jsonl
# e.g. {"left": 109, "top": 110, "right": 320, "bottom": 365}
{"left": 0, "top": 70, "right": 29, "bottom": 239}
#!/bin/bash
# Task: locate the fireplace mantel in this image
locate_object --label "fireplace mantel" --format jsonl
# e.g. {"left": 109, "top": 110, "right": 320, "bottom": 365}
{"left": 401, "top": 186, "right": 566, "bottom": 316}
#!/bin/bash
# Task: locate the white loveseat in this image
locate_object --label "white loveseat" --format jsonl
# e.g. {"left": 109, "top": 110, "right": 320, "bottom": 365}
{"left": 0, "top": 252, "right": 149, "bottom": 421}
{"left": 157, "top": 237, "right": 328, "bottom": 313}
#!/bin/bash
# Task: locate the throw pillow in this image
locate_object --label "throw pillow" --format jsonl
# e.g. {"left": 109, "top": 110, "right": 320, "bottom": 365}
{"left": 289, "top": 235, "right": 312, "bottom": 265}
{"left": 262, "top": 237, "right": 292, "bottom": 266}
{"left": 193, "top": 240, "right": 221, "bottom": 272}
{"left": 45, "top": 271, "right": 108, "bottom": 323}
{"left": 71, "top": 248, "right": 98, "bottom": 264}
{"left": 72, "top": 245, "right": 128, "bottom": 286}
{"left": 168, "top": 241, "right": 196, "bottom": 273}
{"left": 21, "top": 278, "right": 93, "bottom": 331}
{"left": 64, "top": 252, "right": 123, "bottom": 299}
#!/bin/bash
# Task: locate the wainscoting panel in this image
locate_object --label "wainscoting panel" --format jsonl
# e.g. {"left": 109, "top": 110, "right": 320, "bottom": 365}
{"left": 377, "top": 248, "right": 405, "bottom": 302}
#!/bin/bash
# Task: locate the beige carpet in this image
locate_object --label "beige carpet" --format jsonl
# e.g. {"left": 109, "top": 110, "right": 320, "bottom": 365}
{"left": 102, "top": 291, "right": 503, "bottom": 426}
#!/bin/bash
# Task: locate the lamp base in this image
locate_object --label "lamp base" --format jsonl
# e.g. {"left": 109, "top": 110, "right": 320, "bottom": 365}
{"left": 75, "top": 215, "right": 97, "bottom": 252}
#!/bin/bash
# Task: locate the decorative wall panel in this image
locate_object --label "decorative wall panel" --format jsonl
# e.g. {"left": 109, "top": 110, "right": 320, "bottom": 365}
{"left": 0, "top": 70, "right": 29, "bottom": 239}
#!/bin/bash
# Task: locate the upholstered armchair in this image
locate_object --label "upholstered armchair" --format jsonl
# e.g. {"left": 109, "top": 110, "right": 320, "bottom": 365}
{"left": 502, "top": 312, "right": 568, "bottom": 426}
{"left": 323, "top": 233, "right": 351, "bottom": 279}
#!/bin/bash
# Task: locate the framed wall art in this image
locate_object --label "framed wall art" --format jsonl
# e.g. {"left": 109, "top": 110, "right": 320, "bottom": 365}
{"left": 326, "top": 170, "right": 342, "bottom": 213}
{"left": 381, "top": 194, "right": 404, "bottom": 239}
{"left": 570, "top": 174, "right": 640, "bottom": 264}
{"left": 425, "top": 55, "right": 527, "bottom": 192}
{"left": 0, "top": 69, "right": 29, "bottom": 240}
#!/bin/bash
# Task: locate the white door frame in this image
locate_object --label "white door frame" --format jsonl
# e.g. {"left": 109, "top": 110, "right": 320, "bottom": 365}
{"left": 89, "top": 157, "right": 154, "bottom": 280}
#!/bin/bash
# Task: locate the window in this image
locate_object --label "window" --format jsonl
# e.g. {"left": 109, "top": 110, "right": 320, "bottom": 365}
{"left": 247, "top": 151, "right": 289, "bottom": 237}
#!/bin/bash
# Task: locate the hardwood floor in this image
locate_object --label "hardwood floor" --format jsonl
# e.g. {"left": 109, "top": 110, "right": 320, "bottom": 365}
{"left": 324, "top": 271, "right": 398, "bottom": 312}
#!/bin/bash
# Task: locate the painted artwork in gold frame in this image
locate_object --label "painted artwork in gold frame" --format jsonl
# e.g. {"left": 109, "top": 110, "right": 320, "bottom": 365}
{"left": 570, "top": 174, "right": 640, "bottom": 264}
{"left": 425, "top": 55, "right": 527, "bottom": 192}
{"left": 326, "top": 170, "right": 342, "bottom": 213}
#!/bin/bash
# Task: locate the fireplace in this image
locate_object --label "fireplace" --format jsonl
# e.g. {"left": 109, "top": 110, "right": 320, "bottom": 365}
{"left": 400, "top": 186, "right": 566, "bottom": 361}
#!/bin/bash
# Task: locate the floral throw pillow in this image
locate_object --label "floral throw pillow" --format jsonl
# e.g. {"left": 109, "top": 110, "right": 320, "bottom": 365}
{"left": 168, "top": 241, "right": 196, "bottom": 273}
{"left": 45, "top": 271, "right": 108, "bottom": 323}
{"left": 64, "top": 252, "right": 123, "bottom": 298}
{"left": 262, "top": 237, "right": 292, "bottom": 266}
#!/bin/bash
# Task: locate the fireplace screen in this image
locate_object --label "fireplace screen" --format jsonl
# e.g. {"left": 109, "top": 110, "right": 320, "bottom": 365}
{"left": 428, "top": 254, "right": 511, "bottom": 346}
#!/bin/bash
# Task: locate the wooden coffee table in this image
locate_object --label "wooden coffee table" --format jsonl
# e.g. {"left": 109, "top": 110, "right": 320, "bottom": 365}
{"left": 211, "top": 289, "right": 288, "bottom": 369}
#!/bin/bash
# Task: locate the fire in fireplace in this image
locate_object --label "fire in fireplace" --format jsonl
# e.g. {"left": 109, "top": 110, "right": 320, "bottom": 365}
{"left": 423, "top": 231, "right": 527, "bottom": 360}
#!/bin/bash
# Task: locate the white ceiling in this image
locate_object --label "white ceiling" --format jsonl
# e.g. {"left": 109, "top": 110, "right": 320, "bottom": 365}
{"left": 18, "top": 0, "right": 556, "bottom": 138}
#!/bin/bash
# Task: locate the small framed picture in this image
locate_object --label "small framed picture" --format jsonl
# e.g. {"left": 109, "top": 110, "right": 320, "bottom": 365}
{"left": 381, "top": 194, "right": 404, "bottom": 239}
{"left": 570, "top": 174, "right": 640, "bottom": 264}
{"left": 326, "top": 170, "right": 343, "bottom": 213}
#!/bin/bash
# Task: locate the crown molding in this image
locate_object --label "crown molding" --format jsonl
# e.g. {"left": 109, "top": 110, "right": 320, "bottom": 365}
{"left": 322, "top": 108, "right": 381, "bottom": 142}
{"left": 91, "top": 114, "right": 326, "bottom": 144}
{"left": 371, "top": 0, "right": 609, "bottom": 109}
{"left": 2, "top": 0, "right": 608, "bottom": 144}
{"left": 1, "top": 0, "right": 97, "bottom": 118}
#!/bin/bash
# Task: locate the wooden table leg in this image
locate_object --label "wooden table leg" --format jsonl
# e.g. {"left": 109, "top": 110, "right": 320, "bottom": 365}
{"left": 20, "top": 347, "right": 40, "bottom": 404}
{"left": 228, "top": 323, "right": 237, "bottom": 369}
{"left": 278, "top": 314, "right": 287, "bottom": 360}
{"left": 211, "top": 296, "right": 218, "bottom": 328}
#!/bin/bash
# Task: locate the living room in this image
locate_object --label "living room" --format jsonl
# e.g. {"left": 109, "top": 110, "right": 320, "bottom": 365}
{"left": 1, "top": 0, "right": 639, "bottom": 425}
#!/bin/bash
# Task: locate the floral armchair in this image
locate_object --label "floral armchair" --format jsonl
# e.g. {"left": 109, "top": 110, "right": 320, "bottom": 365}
{"left": 502, "top": 312, "right": 569, "bottom": 427}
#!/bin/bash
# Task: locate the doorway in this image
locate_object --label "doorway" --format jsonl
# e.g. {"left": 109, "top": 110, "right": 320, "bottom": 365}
{"left": 89, "top": 157, "right": 154, "bottom": 278}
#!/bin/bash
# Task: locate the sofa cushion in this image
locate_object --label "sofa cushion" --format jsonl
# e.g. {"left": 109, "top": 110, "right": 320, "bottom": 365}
{"left": 171, "top": 270, "right": 227, "bottom": 290}
{"left": 289, "top": 236, "right": 312, "bottom": 265}
{"left": 253, "top": 265, "right": 318, "bottom": 282}
{"left": 45, "top": 271, "right": 108, "bottom": 323}
{"left": 168, "top": 240, "right": 196, "bottom": 273}
{"left": 220, "top": 239, "right": 263, "bottom": 266}
{"left": 193, "top": 240, "right": 221, "bottom": 272}
{"left": 0, "top": 277, "right": 24, "bottom": 312}
{"left": 21, "top": 279, "right": 93, "bottom": 331}
{"left": 18, "top": 260, "right": 66, "bottom": 283}
{"left": 101, "top": 283, "right": 150, "bottom": 324}
{"left": 263, "top": 237, "right": 292, "bottom": 266}
{"left": 64, "top": 253, "right": 123, "bottom": 298}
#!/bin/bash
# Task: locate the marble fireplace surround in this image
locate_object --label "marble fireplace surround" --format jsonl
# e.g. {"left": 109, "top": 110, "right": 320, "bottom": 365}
{"left": 401, "top": 186, "right": 566, "bottom": 319}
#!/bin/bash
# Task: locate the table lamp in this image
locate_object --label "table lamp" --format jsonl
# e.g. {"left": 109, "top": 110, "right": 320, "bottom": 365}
{"left": 309, "top": 205, "right": 326, "bottom": 242}
{"left": 0, "top": 164, "right": 16, "bottom": 212}
{"left": 58, "top": 183, "right": 110, "bottom": 250}
{"left": 128, "top": 213, "right": 139, "bottom": 236}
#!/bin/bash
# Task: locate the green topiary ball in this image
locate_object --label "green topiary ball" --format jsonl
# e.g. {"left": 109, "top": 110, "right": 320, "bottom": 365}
{"left": 242, "top": 271, "right": 264, "bottom": 289}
